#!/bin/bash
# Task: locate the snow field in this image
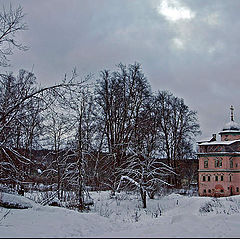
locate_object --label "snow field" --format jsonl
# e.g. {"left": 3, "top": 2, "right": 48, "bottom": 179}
{"left": 1, "top": 191, "right": 240, "bottom": 238}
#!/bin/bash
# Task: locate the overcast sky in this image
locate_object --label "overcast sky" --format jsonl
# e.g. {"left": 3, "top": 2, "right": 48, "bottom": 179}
{"left": 2, "top": 0, "right": 240, "bottom": 141}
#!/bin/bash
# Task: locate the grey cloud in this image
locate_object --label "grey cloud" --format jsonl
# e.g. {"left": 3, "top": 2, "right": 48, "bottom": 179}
{"left": 1, "top": 0, "right": 240, "bottom": 141}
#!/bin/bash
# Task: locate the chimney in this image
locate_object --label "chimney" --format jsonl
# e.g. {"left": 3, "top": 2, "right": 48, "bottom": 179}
{"left": 212, "top": 134, "right": 216, "bottom": 141}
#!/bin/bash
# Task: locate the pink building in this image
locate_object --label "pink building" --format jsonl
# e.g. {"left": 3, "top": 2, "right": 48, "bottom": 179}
{"left": 198, "top": 106, "right": 240, "bottom": 197}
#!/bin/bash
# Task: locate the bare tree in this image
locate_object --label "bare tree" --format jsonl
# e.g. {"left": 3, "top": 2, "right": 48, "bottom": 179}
{"left": 48, "top": 81, "right": 97, "bottom": 210}
{"left": 69, "top": 86, "right": 93, "bottom": 210}
{"left": 117, "top": 148, "right": 174, "bottom": 208}
{"left": 0, "top": 70, "right": 38, "bottom": 185}
{"left": 95, "top": 63, "right": 151, "bottom": 191}
{"left": 154, "top": 91, "right": 200, "bottom": 187}
{"left": 0, "top": 4, "right": 28, "bottom": 67}
{"left": 41, "top": 107, "right": 73, "bottom": 199}
{"left": 0, "top": 68, "right": 85, "bottom": 187}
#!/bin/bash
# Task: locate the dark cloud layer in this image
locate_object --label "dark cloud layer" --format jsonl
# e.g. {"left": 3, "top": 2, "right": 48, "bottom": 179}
{"left": 1, "top": 0, "right": 240, "bottom": 141}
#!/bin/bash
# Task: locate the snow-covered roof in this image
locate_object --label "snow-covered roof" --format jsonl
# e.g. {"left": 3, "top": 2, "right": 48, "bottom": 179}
{"left": 196, "top": 139, "right": 211, "bottom": 144}
{"left": 199, "top": 140, "right": 240, "bottom": 146}
{"left": 197, "top": 151, "right": 240, "bottom": 155}
{"left": 197, "top": 135, "right": 216, "bottom": 144}
{"left": 222, "top": 120, "right": 240, "bottom": 131}
{"left": 219, "top": 129, "right": 240, "bottom": 134}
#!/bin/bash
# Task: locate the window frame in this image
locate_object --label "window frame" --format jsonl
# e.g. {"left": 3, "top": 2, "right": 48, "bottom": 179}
{"left": 230, "top": 160, "right": 233, "bottom": 168}
{"left": 215, "top": 157, "right": 223, "bottom": 168}
{"left": 204, "top": 160, "right": 208, "bottom": 168}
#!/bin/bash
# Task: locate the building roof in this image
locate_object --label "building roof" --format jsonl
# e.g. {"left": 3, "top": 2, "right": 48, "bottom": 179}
{"left": 219, "top": 129, "right": 240, "bottom": 135}
{"left": 198, "top": 139, "right": 240, "bottom": 146}
{"left": 197, "top": 151, "right": 240, "bottom": 156}
{"left": 196, "top": 139, "right": 211, "bottom": 144}
{"left": 219, "top": 105, "right": 240, "bottom": 133}
{"left": 197, "top": 135, "right": 216, "bottom": 144}
{"left": 222, "top": 120, "right": 240, "bottom": 131}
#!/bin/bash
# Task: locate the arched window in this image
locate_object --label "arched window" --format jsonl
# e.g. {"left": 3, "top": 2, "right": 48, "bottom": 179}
{"left": 230, "top": 160, "right": 233, "bottom": 168}
{"left": 215, "top": 157, "right": 222, "bottom": 168}
{"left": 204, "top": 160, "right": 208, "bottom": 168}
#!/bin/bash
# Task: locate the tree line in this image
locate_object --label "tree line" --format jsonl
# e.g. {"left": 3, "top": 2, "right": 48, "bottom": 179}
{"left": 0, "top": 5, "right": 200, "bottom": 209}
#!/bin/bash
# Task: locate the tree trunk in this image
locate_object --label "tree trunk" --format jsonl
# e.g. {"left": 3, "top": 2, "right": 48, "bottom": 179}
{"left": 140, "top": 187, "right": 147, "bottom": 208}
{"left": 147, "top": 190, "right": 155, "bottom": 199}
{"left": 77, "top": 117, "right": 84, "bottom": 211}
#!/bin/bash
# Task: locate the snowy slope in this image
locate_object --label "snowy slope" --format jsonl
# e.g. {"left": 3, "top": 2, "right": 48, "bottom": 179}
{"left": 0, "top": 194, "right": 115, "bottom": 238}
{"left": 1, "top": 191, "right": 240, "bottom": 238}
{"left": 0, "top": 192, "right": 35, "bottom": 209}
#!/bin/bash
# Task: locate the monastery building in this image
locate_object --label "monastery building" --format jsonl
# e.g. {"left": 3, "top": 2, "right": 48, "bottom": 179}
{"left": 198, "top": 106, "right": 240, "bottom": 197}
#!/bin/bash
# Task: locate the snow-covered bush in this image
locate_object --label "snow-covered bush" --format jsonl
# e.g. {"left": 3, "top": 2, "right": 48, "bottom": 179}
{"left": 0, "top": 192, "right": 33, "bottom": 209}
{"left": 98, "top": 202, "right": 113, "bottom": 218}
{"left": 25, "top": 190, "right": 57, "bottom": 205}
{"left": 133, "top": 209, "right": 141, "bottom": 222}
{"left": 199, "top": 199, "right": 219, "bottom": 213}
{"left": 199, "top": 197, "right": 240, "bottom": 215}
{"left": 0, "top": 184, "right": 14, "bottom": 194}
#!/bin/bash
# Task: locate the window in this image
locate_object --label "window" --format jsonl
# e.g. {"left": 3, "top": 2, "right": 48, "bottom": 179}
{"left": 221, "top": 176, "right": 224, "bottom": 181}
{"left": 203, "top": 176, "right": 206, "bottom": 182}
{"left": 230, "top": 175, "right": 232, "bottom": 182}
{"left": 220, "top": 189, "right": 224, "bottom": 193}
{"left": 203, "top": 189, "right": 206, "bottom": 193}
{"left": 208, "top": 189, "right": 211, "bottom": 193}
{"left": 230, "top": 160, "right": 233, "bottom": 168}
{"left": 215, "top": 158, "right": 222, "bottom": 168}
{"left": 236, "top": 163, "right": 238, "bottom": 168}
{"left": 208, "top": 176, "right": 211, "bottom": 181}
{"left": 215, "top": 176, "right": 218, "bottom": 181}
{"left": 219, "top": 159, "right": 222, "bottom": 167}
{"left": 237, "top": 187, "right": 239, "bottom": 192}
{"left": 204, "top": 160, "right": 208, "bottom": 168}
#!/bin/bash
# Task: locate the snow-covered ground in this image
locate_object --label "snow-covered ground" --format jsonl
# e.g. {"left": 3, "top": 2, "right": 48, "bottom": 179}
{"left": 1, "top": 190, "right": 240, "bottom": 238}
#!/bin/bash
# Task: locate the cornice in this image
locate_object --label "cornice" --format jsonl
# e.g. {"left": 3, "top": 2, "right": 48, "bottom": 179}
{"left": 198, "top": 169, "right": 240, "bottom": 173}
{"left": 197, "top": 152, "right": 240, "bottom": 157}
